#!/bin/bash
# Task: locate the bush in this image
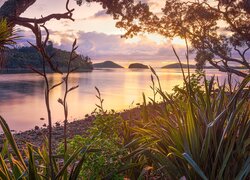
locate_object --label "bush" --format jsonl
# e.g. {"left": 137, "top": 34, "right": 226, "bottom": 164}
{"left": 57, "top": 110, "right": 127, "bottom": 179}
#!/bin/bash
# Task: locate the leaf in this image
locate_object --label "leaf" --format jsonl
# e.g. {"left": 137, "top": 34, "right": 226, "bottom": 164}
{"left": 55, "top": 146, "right": 88, "bottom": 179}
{"left": 0, "top": 169, "right": 8, "bottom": 180}
{"left": 0, "top": 140, "right": 8, "bottom": 157}
{"left": 235, "top": 157, "right": 250, "bottom": 180}
{"left": 0, "top": 116, "right": 26, "bottom": 170}
{"left": 27, "top": 145, "right": 39, "bottom": 180}
{"left": 207, "top": 108, "right": 227, "bottom": 127}
{"left": 0, "top": 154, "right": 12, "bottom": 180}
{"left": 183, "top": 153, "right": 208, "bottom": 180}
{"left": 68, "top": 149, "right": 88, "bottom": 180}
{"left": 142, "top": 93, "right": 148, "bottom": 123}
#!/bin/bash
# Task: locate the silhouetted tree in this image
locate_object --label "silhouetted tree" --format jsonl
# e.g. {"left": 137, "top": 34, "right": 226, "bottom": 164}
{"left": 75, "top": 0, "right": 250, "bottom": 77}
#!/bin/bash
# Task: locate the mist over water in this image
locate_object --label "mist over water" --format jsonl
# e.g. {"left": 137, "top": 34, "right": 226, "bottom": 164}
{"left": 0, "top": 68, "right": 240, "bottom": 131}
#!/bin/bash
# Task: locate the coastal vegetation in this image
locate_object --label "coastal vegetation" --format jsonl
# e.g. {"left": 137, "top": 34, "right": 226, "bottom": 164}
{"left": 1, "top": 44, "right": 93, "bottom": 73}
{"left": 0, "top": 0, "right": 249, "bottom": 179}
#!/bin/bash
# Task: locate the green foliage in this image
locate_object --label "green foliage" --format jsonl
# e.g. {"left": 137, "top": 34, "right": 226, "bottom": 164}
{"left": 0, "top": 18, "right": 19, "bottom": 66}
{"left": 0, "top": 18, "right": 17, "bottom": 49}
{"left": 173, "top": 71, "right": 204, "bottom": 98}
{"left": 0, "top": 116, "right": 91, "bottom": 179}
{"left": 58, "top": 110, "right": 126, "bottom": 179}
{"left": 57, "top": 88, "right": 126, "bottom": 179}
{"left": 123, "top": 69, "right": 250, "bottom": 179}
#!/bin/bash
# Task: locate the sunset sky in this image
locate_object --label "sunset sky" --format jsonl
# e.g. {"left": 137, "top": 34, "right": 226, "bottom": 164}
{"left": 2, "top": 0, "right": 189, "bottom": 67}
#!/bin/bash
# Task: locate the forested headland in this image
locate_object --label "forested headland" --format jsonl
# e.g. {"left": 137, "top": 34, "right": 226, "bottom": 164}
{"left": 1, "top": 42, "right": 93, "bottom": 73}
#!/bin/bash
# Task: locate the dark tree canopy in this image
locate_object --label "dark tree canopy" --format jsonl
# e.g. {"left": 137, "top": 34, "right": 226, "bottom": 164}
{"left": 0, "top": 0, "right": 75, "bottom": 73}
{"left": 0, "top": 0, "right": 36, "bottom": 19}
{"left": 76, "top": 0, "right": 250, "bottom": 77}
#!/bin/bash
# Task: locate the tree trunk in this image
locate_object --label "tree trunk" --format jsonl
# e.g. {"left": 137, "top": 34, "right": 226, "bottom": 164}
{"left": 0, "top": 0, "right": 36, "bottom": 21}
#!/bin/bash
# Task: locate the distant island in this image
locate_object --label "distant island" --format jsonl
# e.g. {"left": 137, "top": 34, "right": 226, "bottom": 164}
{"left": 93, "top": 61, "right": 124, "bottom": 68}
{"left": 128, "top": 63, "right": 148, "bottom": 69}
{"left": 161, "top": 63, "right": 247, "bottom": 69}
{"left": 0, "top": 43, "right": 93, "bottom": 73}
{"left": 162, "top": 63, "right": 196, "bottom": 69}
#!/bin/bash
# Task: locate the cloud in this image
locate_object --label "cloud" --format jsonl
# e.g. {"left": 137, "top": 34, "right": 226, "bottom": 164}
{"left": 92, "top": 10, "right": 109, "bottom": 18}
{"left": 15, "top": 28, "right": 37, "bottom": 46}
{"left": 73, "top": 31, "right": 186, "bottom": 61}
{"left": 14, "top": 28, "right": 188, "bottom": 64}
{"left": 85, "top": 10, "right": 111, "bottom": 20}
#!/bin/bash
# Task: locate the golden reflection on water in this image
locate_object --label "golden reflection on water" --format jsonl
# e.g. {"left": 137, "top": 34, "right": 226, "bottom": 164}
{"left": 0, "top": 68, "right": 233, "bottom": 131}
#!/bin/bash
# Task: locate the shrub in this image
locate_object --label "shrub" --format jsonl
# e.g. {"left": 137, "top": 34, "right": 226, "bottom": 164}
{"left": 57, "top": 108, "right": 126, "bottom": 179}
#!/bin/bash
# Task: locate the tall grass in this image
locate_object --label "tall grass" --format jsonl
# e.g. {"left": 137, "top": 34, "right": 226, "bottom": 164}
{"left": 124, "top": 70, "right": 250, "bottom": 179}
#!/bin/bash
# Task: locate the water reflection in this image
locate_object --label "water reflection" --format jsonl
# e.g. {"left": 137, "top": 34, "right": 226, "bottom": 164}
{"left": 0, "top": 69, "right": 234, "bottom": 131}
{"left": 0, "top": 80, "right": 43, "bottom": 99}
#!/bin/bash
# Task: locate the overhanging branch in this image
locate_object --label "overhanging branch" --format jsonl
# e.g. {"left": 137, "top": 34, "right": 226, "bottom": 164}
{"left": 13, "top": 9, "right": 75, "bottom": 24}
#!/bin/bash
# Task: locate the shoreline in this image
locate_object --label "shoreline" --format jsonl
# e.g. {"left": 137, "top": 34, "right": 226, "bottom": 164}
{"left": 0, "top": 68, "right": 93, "bottom": 74}
{"left": 0, "top": 106, "right": 144, "bottom": 150}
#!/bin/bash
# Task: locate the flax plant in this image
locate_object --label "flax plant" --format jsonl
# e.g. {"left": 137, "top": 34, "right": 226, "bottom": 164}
{"left": 124, "top": 51, "right": 250, "bottom": 179}
{"left": 0, "top": 116, "right": 92, "bottom": 179}
{"left": 0, "top": 18, "right": 19, "bottom": 66}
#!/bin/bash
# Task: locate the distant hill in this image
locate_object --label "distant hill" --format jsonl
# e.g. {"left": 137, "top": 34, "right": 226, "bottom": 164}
{"left": 128, "top": 63, "right": 148, "bottom": 69}
{"left": 93, "top": 61, "right": 124, "bottom": 68}
{"left": 162, "top": 63, "right": 196, "bottom": 69}
{"left": 1, "top": 45, "right": 93, "bottom": 73}
{"left": 162, "top": 63, "right": 246, "bottom": 69}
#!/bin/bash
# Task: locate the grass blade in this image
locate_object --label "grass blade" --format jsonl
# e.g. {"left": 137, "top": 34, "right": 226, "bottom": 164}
{"left": 183, "top": 153, "right": 208, "bottom": 180}
{"left": 0, "top": 116, "right": 26, "bottom": 169}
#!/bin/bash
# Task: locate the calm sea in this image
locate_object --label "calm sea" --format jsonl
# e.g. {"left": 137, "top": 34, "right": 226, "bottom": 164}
{"left": 0, "top": 68, "right": 238, "bottom": 131}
